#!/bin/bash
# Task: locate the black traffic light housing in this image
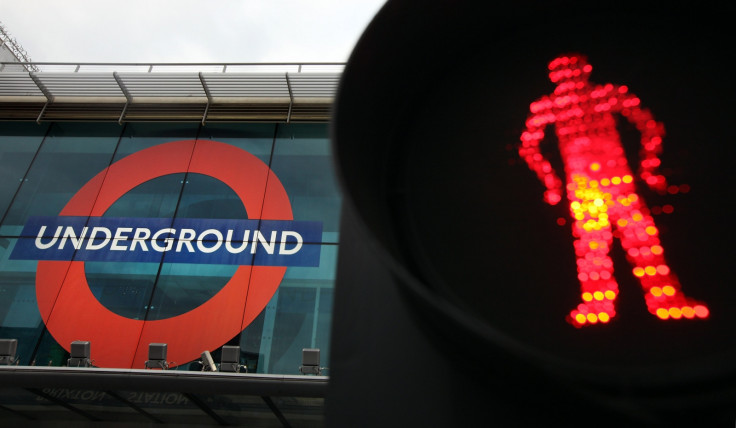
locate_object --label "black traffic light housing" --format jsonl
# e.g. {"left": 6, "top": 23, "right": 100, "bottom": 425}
{"left": 328, "top": 1, "right": 736, "bottom": 425}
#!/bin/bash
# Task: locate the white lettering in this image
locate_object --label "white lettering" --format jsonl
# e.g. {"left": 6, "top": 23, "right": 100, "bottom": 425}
{"left": 86, "top": 227, "right": 112, "bottom": 250}
{"left": 35, "top": 225, "right": 63, "bottom": 250}
{"left": 253, "top": 230, "right": 277, "bottom": 254}
{"left": 130, "top": 228, "right": 150, "bottom": 251}
{"left": 110, "top": 227, "right": 133, "bottom": 251}
{"left": 151, "top": 228, "right": 175, "bottom": 252}
{"left": 279, "top": 231, "right": 303, "bottom": 255}
{"left": 225, "top": 230, "right": 249, "bottom": 253}
{"left": 196, "top": 229, "right": 223, "bottom": 253}
{"left": 176, "top": 229, "right": 196, "bottom": 252}
{"left": 58, "top": 226, "right": 89, "bottom": 250}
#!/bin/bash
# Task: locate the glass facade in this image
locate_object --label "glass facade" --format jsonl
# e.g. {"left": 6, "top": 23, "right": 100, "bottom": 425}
{"left": 0, "top": 121, "right": 339, "bottom": 373}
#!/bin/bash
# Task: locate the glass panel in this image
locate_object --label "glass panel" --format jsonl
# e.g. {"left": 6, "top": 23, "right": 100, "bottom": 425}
{"left": 113, "top": 122, "right": 200, "bottom": 161}
{"left": 269, "top": 123, "right": 342, "bottom": 244}
{"left": 0, "top": 237, "right": 44, "bottom": 365}
{"left": 0, "top": 122, "right": 49, "bottom": 223}
{"left": 197, "top": 122, "right": 276, "bottom": 165}
{"left": 263, "top": 244, "right": 337, "bottom": 374}
{"left": 0, "top": 122, "right": 122, "bottom": 236}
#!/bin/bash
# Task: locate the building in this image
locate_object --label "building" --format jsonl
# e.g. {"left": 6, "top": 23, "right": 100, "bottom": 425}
{"left": 0, "top": 60, "right": 340, "bottom": 426}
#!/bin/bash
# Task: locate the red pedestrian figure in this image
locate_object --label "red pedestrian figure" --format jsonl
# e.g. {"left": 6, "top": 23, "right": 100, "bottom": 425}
{"left": 519, "top": 53, "right": 709, "bottom": 327}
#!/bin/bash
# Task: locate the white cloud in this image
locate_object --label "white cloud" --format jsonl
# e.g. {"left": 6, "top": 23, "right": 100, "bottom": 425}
{"left": 0, "top": 0, "right": 386, "bottom": 63}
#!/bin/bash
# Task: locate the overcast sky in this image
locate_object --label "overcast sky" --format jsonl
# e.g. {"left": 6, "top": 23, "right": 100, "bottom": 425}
{"left": 1, "top": 0, "right": 386, "bottom": 64}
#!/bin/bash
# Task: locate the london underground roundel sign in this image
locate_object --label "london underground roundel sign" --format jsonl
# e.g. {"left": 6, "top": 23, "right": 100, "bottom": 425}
{"left": 33, "top": 140, "right": 295, "bottom": 368}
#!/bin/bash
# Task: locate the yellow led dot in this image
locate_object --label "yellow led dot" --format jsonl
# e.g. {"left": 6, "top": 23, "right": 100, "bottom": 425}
{"left": 650, "top": 287, "right": 662, "bottom": 297}
{"left": 633, "top": 267, "right": 645, "bottom": 277}
{"left": 571, "top": 201, "right": 581, "bottom": 210}
{"left": 593, "top": 291, "right": 604, "bottom": 301}
{"left": 656, "top": 308, "right": 669, "bottom": 319}
{"left": 682, "top": 306, "right": 695, "bottom": 318}
{"left": 611, "top": 177, "right": 622, "bottom": 185}
{"left": 589, "top": 241, "right": 599, "bottom": 250}
{"left": 575, "top": 313, "right": 587, "bottom": 324}
{"left": 628, "top": 193, "right": 639, "bottom": 202}
{"left": 590, "top": 162, "right": 601, "bottom": 171}
{"left": 604, "top": 290, "right": 616, "bottom": 300}
{"left": 600, "top": 178, "right": 610, "bottom": 186}
{"left": 582, "top": 292, "right": 593, "bottom": 302}
{"left": 598, "top": 312, "right": 610, "bottom": 323}
{"left": 632, "top": 213, "right": 643, "bottom": 222}
{"left": 645, "top": 226, "right": 657, "bottom": 235}
{"left": 575, "top": 212, "right": 585, "bottom": 220}
{"left": 617, "top": 219, "right": 628, "bottom": 227}
{"left": 644, "top": 266, "right": 657, "bottom": 276}
{"left": 662, "top": 285, "right": 676, "bottom": 296}
{"left": 669, "top": 307, "right": 682, "bottom": 319}
{"left": 587, "top": 313, "right": 598, "bottom": 323}
{"left": 651, "top": 245, "right": 663, "bottom": 255}
{"left": 622, "top": 175, "right": 633, "bottom": 183}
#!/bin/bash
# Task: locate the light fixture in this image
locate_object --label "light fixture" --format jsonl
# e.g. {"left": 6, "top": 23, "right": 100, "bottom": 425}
{"left": 145, "top": 343, "right": 169, "bottom": 369}
{"left": 219, "top": 345, "right": 245, "bottom": 373}
{"left": 299, "top": 348, "right": 321, "bottom": 375}
{"left": 200, "top": 350, "right": 217, "bottom": 372}
{"left": 0, "top": 339, "right": 18, "bottom": 365}
{"left": 67, "top": 340, "right": 92, "bottom": 367}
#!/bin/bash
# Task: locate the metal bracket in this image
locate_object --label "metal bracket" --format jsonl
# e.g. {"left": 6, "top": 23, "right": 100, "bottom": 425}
{"left": 285, "top": 72, "right": 294, "bottom": 123}
{"left": 113, "top": 71, "right": 132, "bottom": 125}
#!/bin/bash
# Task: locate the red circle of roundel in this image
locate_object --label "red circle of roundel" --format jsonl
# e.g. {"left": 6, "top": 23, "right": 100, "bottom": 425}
{"left": 36, "top": 140, "right": 292, "bottom": 368}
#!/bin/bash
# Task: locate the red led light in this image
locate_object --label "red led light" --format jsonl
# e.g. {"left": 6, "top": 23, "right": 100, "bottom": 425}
{"left": 520, "top": 53, "right": 709, "bottom": 326}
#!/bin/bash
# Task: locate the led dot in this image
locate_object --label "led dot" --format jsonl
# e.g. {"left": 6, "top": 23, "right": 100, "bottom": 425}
{"left": 593, "top": 291, "right": 604, "bottom": 301}
{"left": 656, "top": 265, "right": 670, "bottom": 275}
{"left": 590, "top": 162, "right": 601, "bottom": 171}
{"left": 645, "top": 226, "right": 658, "bottom": 235}
{"left": 622, "top": 175, "right": 633, "bottom": 183}
{"left": 627, "top": 248, "right": 640, "bottom": 257}
{"left": 587, "top": 313, "right": 598, "bottom": 323}
{"left": 617, "top": 219, "right": 628, "bottom": 227}
{"left": 601, "top": 178, "right": 610, "bottom": 186}
{"left": 644, "top": 266, "right": 657, "bottom": 276}
{"left": 582, "top": 292, "right": 593, "bottom": 302}
{"left": 682, "top": 306, "right": 695, "bottom": 319}
{"left": 632, "top": 213, "right": 643, "bottom": 222}
{"left": 611, "top": 176, "right": 621, "bottom": 185}
{"left": 650, "top": 245, "right": 663, "bottom": 255}
{"left": 633, "top": 267, "right": 645, "bottom": 277}
{"left": 694, "top": 305, "right": 709, "bottom": 318}
{"left": 589, "top": 241, "right": 599, "bottom": 250}
{"left": 571, "top": 201, "right": 581, "bottom": 210}
{"left": 556, "top": 217, "right": 567, "bottom": 226}
{"left": 650, "top": 287, "right": 662, "bottom": 297}
{"left": 604, "top": 290, "right": 616, "bottom": 300}
{"left": 669, "top": 307, "right": 682, "bottom": 319}
{"left": 576, "top": 313, "right": 587, "bottom": 324}
{"left": 662, "top": 285, "right": 676, "bottom": 296}
{"left": 578, "top": 272, "right": 589, "bottom": 281}
{"left": 598, "top": 313, "right": 610, "bottom": 323}
{"left": 590, "top": 272, "right": 600, "bottom": 280}
{"left": 656, "top": 308, "right": 669, "bottom": 319}
{"left": 662, "top": 205, "right": 674, "bottom": 214}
